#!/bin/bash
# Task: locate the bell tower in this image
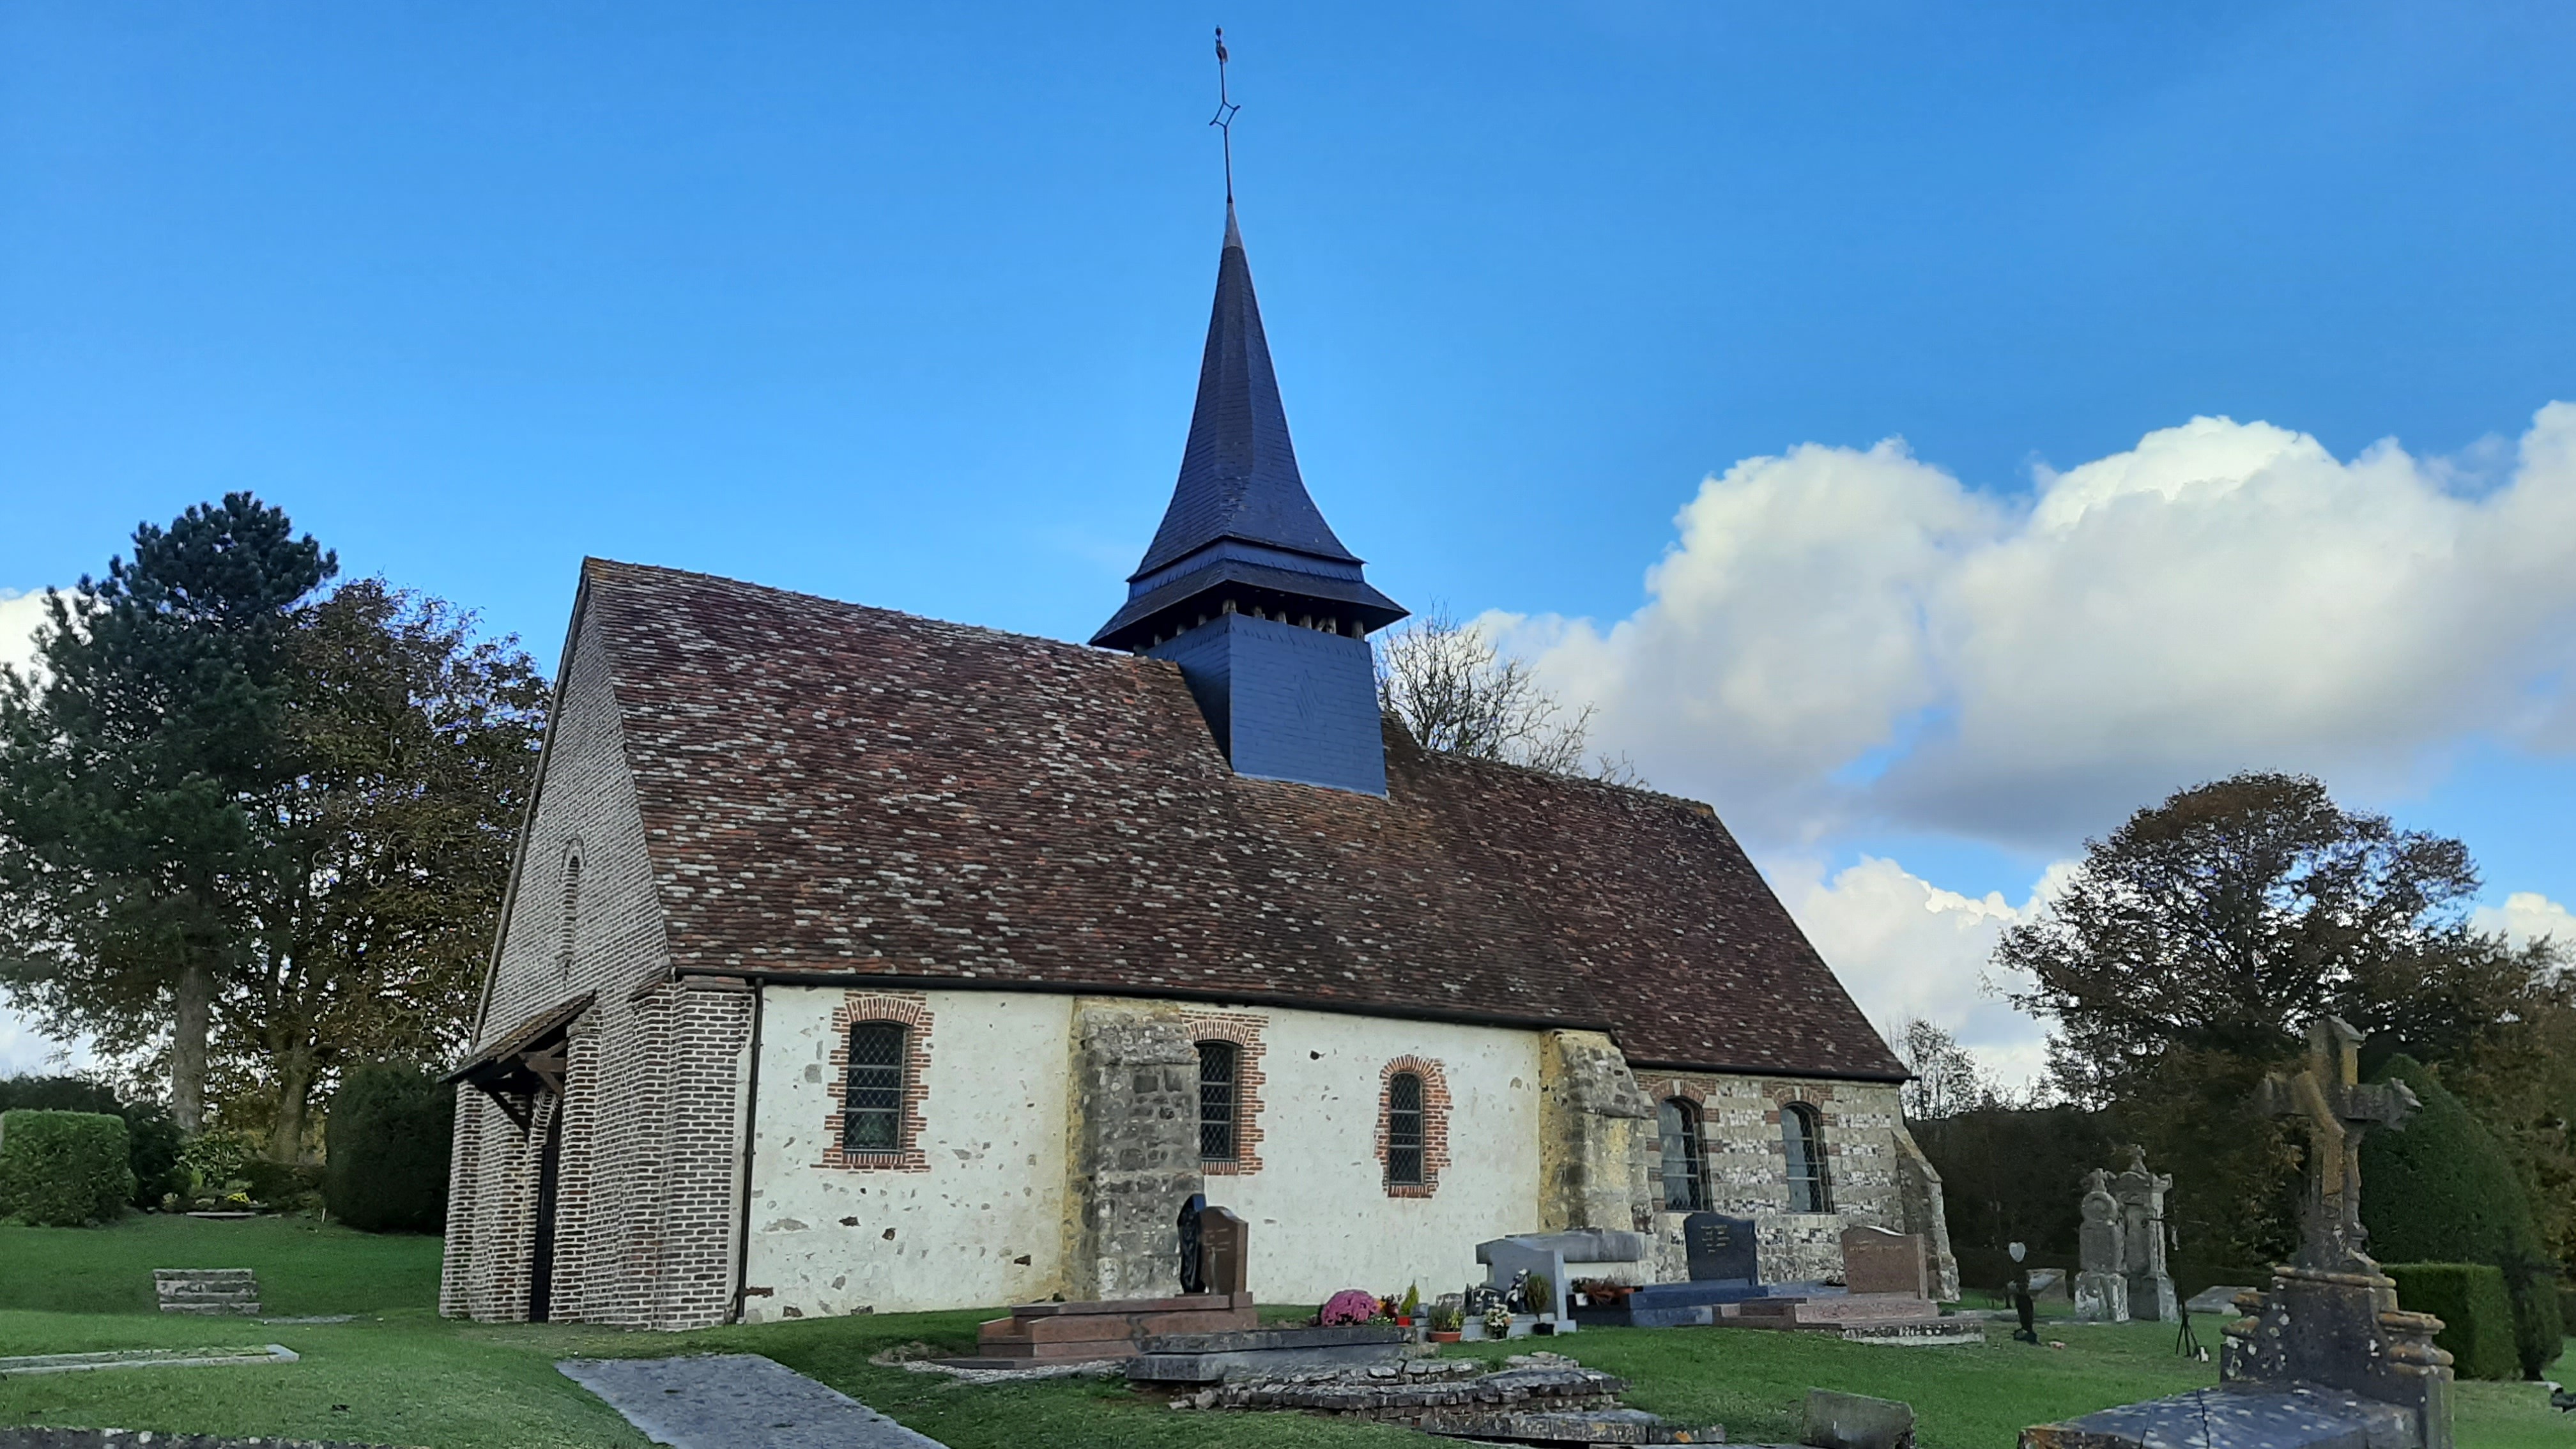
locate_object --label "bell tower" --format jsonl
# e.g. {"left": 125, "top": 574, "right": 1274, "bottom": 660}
{"left": 1091, "top": 206, "right": 1407, "bottom": 794}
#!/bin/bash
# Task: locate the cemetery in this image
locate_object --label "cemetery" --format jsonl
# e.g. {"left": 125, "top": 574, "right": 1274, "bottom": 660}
{"left": 4, "top": 17, "right": 2573, "bottom": 1449}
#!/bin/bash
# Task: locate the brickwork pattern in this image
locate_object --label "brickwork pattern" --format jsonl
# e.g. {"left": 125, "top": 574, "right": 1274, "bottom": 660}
{"left": 444, "top": 597, "right": 753, "bottom": 1331}
{"left": 818, "top": 992, "right": 933, "bottom": 1172}
{"left": 1184, "top": 1011, "right": 1267, "bottom": 1176}
{"left": 1375, "top": 1055, "right": 1453, "bottom": 1199}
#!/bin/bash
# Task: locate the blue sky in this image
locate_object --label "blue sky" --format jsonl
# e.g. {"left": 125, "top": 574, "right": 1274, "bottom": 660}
{"left": 6, "top": 2, "right": 2575, "bottom": 1080}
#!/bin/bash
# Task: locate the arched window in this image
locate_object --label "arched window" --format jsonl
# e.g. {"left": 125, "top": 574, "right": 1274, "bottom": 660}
{"left": 1385, "top": 1071, "right": 1425, "bottom": 1186}
{"left": 1782, "top": 1102, "right": 1832, "bottom": 1213}
{"left": 1197, "top": 1040, "right": 1238, "bottom": 1164}
{"left": 842, "top": 1022, "right": 908, "bottom": 1153}
{"left": 555, "top": 848, "right": 583, "bottom": 980}
{"left": 1659, "top": 1098, "right": 1708, "bottom": 1212}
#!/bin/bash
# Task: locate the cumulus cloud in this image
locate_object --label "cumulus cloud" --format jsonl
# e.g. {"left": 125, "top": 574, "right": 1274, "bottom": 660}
{"left": 2471, "top": 891, "right": 2576, "bottom": 951}
{"left": 1772, "top": 854, "right": 2067, "bottom": 1092}
{"left": 0, "top": 588, "right": 50, "bottom": 682}
{"left": 1498, "top": 404, "right": 2576, "bottom": 847}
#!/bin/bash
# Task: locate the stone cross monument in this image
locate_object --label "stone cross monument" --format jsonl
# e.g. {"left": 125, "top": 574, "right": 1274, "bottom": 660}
{"left": 2073, "top": 1168, "right": 2129, "bottom": 1322}
{"left": 2112, "top": 1145, "right": 2179, "bottom": 1321}
{"left": 2221, "top": 1016, "right": 2454, "bottom": 1449}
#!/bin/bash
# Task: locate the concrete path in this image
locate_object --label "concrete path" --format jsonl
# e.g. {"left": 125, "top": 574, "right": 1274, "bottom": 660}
{"left": 558, "top": 1354, "right": 946, "bottom": 1449}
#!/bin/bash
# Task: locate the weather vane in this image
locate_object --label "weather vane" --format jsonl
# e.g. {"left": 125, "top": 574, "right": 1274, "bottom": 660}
{"left": 1211, "top": 27, "right": 1241, "bottom": 203}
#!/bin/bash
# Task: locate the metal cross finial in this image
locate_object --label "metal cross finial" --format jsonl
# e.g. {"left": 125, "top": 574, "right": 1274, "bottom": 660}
{"left": 1210, "top": 27, "right": 1241, "bottom": 203}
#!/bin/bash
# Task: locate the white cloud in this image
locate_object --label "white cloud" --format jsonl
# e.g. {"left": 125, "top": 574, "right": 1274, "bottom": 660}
{"left": 1772, "top": 854, "right": 2069, "bottom": 1093}
{"left": 1498, "top": 404, "right": 2576, "bottom": 847}
{"left": 0, "top": 588, "right": 51, "bottom": 682}
{"left": 2471, "top": 891, "right": 2576, "bottom": 951}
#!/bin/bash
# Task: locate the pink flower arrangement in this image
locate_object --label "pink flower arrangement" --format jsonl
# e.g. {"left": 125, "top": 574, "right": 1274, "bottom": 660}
{"left": 1319, "top": 1289, "right": 1381, "bottom": 1326}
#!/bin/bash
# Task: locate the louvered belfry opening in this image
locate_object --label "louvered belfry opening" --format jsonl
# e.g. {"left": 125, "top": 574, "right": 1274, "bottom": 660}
{"left": 843, "top": 1022, "right": 907, "bottom": 1153}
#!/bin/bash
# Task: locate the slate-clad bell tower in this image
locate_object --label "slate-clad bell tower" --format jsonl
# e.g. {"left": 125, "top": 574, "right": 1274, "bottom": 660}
{"left": 1092, "top": 205, "right": 1407, "bottom": 794}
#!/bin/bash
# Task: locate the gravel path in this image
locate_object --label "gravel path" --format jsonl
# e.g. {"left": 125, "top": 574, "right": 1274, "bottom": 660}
{"left": 557, "top": 1354, "right": 946, "bottom": 1449}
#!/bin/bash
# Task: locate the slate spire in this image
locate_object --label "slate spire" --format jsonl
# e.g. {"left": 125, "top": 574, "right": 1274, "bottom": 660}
{"left": 1092, "top": 206, "right": 1406, "bottom": 795}
{"left": 1091, "top": 206, "right": 1404, "bottom": 652}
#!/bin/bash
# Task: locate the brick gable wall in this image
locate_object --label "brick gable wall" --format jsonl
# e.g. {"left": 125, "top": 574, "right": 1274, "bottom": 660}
{"left": 443, "top": 594, "right": 753, "bottom": 1330}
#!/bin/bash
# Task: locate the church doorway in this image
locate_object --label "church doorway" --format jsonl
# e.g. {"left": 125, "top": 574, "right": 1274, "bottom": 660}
{"left": 528, "top": 1095, "right": 565, "bottom": 1322}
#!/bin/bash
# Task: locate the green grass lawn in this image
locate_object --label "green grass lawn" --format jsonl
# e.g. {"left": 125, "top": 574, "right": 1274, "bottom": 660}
{"left": 3, "top": 1216, "right": 2568, "bottom": 1448}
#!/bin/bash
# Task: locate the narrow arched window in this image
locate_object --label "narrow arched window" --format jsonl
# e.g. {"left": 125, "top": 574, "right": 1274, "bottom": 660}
{"left": 843, "top": 1022, "right": 907, "bottom": 1153}
{"left": 1198, "top": 1040, "right": 1238, "bottom": 1164}
{"left": 1386, "top": 1072, "right": 1425, "bottom": 1186}
{"left": 1782, "top": 1102, "right": 1832, "bottom": 1213}
{"left": 1659, "top": 1098, "right": 1708, "bottom": 1212}
{"left": 555, "top": 850, "right": 583, "bottom": 981}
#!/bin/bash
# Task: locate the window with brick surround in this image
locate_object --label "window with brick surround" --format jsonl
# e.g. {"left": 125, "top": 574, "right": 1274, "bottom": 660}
{"left": 1386, "top": 1072, "right": 1424, "bottom": 1186}
{"left": 841, "top": 1022, "right": 907, "bottom": 1153}
{"left": 818, "top": 993, "right": 931, "bottom": 1172}
{"left": 1198, "top": 1040, "right": 1238, "bottom": 1164}
{"left": 1375, "top": 1056, "right": 1450, "bottom": 1198}
{"left": 1783, "top": 1101, "right": 1832, "bottom": 1213}
{"left": 1659, "top": 1097, "right": 1709, "bottom": 1212}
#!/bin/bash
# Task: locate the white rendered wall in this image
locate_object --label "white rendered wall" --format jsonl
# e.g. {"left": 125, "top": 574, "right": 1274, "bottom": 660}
{"left": 740, "top": 988, "right": 1073, "bottom": 1319}
{"left": 1201, "top": 1006, "right": 1544, "bottom": 1307}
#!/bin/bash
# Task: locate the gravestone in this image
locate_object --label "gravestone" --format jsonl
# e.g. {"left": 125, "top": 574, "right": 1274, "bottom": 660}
{"left": 2022, "top": 1017, "right": 2457, "bottom": 1449}
{"left": 154, "top": 1268, "right": 259, "bottom": 1316}
{"left": 1682, "top": 1212, "right": 1756, "bottom": 1283}
{"left": 1198, "top": 1205, "right": 1250, "bottom": 1300}
{"left": 1838, "top": 1226, "right": 1929, "bottom": 1298}
{"left": 2112, "top": 1145, "right": 2179, "bottom": 1322}
{"left": 2073, "top": 1169, "right": 2129, "bottom": 1322}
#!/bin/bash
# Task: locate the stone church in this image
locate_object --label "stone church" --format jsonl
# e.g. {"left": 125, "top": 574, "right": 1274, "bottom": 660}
{"left": 441, "top": 204, "right": 1957, "bottom": 1330}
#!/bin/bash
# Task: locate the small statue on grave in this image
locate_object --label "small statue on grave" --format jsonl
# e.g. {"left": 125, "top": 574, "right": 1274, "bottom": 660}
{"left": 1503, "top": 1269, "right": 1531, "bottom": 1314}
{"left": 2113, "top": 1144, "right": 2180, "bottom": 1321}
{"left": 1176, "top": 1192, "right": 1208, "bottom": 1294}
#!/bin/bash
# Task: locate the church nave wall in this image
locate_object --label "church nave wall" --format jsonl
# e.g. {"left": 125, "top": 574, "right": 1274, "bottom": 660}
{"left": 739, "top": 987, "right": 1073, "bottom": 1320}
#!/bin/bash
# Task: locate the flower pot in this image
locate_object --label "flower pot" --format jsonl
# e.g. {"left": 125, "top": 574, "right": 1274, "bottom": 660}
{"left": 1430, "top": 1330, "right": 1463, "bottom": 1343}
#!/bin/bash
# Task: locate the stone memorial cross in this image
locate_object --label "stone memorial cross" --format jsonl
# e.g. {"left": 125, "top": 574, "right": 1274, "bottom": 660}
{"left": 2257, "top": 1016, "right": 2418, "bottom": 1272}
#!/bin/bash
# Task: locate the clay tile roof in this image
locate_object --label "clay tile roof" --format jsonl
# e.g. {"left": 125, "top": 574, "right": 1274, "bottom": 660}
{"left": 580, "top": 559, "right": 1904, "bottom": 1082}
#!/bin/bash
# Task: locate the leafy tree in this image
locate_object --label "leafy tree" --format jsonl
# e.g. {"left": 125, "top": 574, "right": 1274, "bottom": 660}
{"left": 213, "top": 580, "right": 546, "bottom": 1155}
{"left": 2000, "top": 770, "right": 2571, "bottom": 1273}
{"left": 1890, "top": 1018, "right": 1995, "bottom": 1121}
{"left": 1375, "top": 608, "right": 1638, "bottom": 783}
{"left": 0, "top": 495, "right": 334, "bottom": 1133}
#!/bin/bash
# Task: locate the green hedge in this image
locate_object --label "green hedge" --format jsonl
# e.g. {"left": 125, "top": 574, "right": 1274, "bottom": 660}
{"left": 0, "top": 1075, "right": 185, "bottom": 1206}
{"left": 2362, "top": 1055, "right": 2561, "bottom": 1377}
{"left": 0, "top": 1110, "right": 135, "bottom": 1227}
{"left": 2386, "top": 1262, "right": 2518, "bottom": 1381}
{"left": 324, "top": 1064, "right": 454, "bottom": 1233}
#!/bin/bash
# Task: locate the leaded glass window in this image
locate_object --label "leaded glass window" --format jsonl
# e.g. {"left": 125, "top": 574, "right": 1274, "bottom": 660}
{"left": 1782, "top": 1102, "right": 1832, "bottom": 1213}
{"left": 1659, "top": 1097, "right": 1708, "bottom": 1212}
{"left": 842, "top": 1022, "right": 906, "bottom": 1153}
{"left": 1386, "top": 1072, "right": 1425, "bottom": 1186}
{"left": 1198, "top": 1040, "right": 1238, "bottom": 1163}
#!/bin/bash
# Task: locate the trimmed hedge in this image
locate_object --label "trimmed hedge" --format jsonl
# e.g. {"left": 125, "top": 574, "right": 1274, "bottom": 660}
{"left": 0, "top": 1110, "right": 135, "bottom": 1226}
{"left": 2386, "top": 1262, "right": 2518, "bottom": 1381}
{"left": 0, "top": 1076, "right": 183, "bottom": 1207}
{"left": 323, "top": 1064, "right": 453, "bottom": 1233}
{"left": 2362, "top": 1055, "right": 2561, "bottom": 1377}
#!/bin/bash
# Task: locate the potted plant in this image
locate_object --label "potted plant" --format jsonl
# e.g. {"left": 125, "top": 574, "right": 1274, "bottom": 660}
{"left": 1428, "top": 1303, "right": 1464, "bottom": 1343}
{"left": 1398, "top": 1282, "right": 1420, "bottom": 1327}
{"left": 1482, "top": 1303, "right": 1515, "bottom": 1340}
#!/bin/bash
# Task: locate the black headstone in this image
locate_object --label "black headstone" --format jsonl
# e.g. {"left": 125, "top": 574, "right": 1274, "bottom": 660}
{"left": 1683, "top": 1212, "right": 1757, "bottom": 1282}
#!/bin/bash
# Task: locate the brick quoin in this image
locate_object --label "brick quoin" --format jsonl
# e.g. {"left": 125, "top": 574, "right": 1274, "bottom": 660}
{"left": 1184, "top": 1011, "right": 1267, "bottom": 1176}
{"left": 1374, "top": 1055, "right": 1452, "bottom": 1200}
